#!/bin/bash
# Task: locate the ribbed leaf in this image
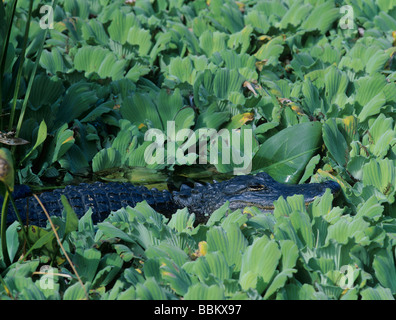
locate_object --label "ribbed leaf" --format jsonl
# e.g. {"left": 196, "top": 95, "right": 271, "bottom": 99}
{"left": 81, "top": 19, "right": 109, "bottom": 45}
{"left": 239, "top": 236, "right": 281, "bottom": 293}
{"left": 107, "top": 11, "right": 138, "bottom": 44}
{"left": 290, "top": 210, "right": 315, "bottom": 249}
{"left": 358, "top": 92, "right": 386, "bottom": 122}
{"left": 323, "top": 118, "right": 349, "bottom": 167}
{"left": 40, "top": 47, "right": 68, "bottom": 75}
{"left": 199, "top": 30, "right": 227, "bottom": 57}
{"left": 184, "top": 283, "right": 225, "bottom": 300}
{"left": 206, "top": 224, "right": 247, "bottom": 272}
{"left": 326, "top": 217, "right": 369, "bottom": 245}
{"left": 167, "top": 208, "right": 195, "bottom": 232}
{"left": 373, "top": 248, "right": 396, "bottom": 294}
{"left": 213, "top": 68, "right": 245, "bottom": 100}
{"left": 363, "top": 159, "right": 396, "bottom": 202}
{"left": 263, "top": 269, "right": 296, "bottom": 300}
{"left": 72, "top": 248, "right": 101, "bottom": 283}
{"left": 120, "top": 93, "right": 162, "bottom": 129}
{"left": 300, "top": 1, "right": 339, "bottom": 33}
{"left": 135, "top": 278, "right": 168, "bottom": 300}
{"left": 363, "top": 114, "right": 396, "bottom": 158}
{"left": 91, "top": 148, "right": 122, "bottom": 172}
{"left": 74, "top": 46, "right": 126, "bottom": 80}
{"left": 29, "top": 74, "right": 64, "bottom": 110}
{"left": 126, "top": 26, "right": 152, "bottom": 56}
{"left": 55, "top": 82, "right": 98, "bottom": 125}
{"left": 159, "top": 257, "right": 192, "bottom": 296}
{"left": 360, "top": 286, "right": 395, "bottom": 300}
{"left": 254, "top": 37, "right": 284, "bottom": 66}
{"left": 279, "top": 0, "right": 312, "bottom": 29}
{"left": 63, "top": 282, "right": 89, "bottom": 300}
{"left": 244, "top": 10, "right": 269, "bottom": 33}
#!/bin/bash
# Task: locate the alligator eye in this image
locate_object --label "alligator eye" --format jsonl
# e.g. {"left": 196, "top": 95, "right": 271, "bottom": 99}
{"left": 248, "top": 184, "right": 267, "bottom": 191}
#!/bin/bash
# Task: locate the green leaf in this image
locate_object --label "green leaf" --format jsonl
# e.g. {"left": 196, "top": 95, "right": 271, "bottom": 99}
{"left": 156, "top": 88, "right": 184, "bottom": 125}
{"left": 326, "top": 217, "right": 369, "bottom": 245}
{"left": 40, "top": 47, "right": 68, "bottom": 74}
{"left": 60, "top": 195, "right": 79, "bottom": 236}
{"left": 107, "top": 11, "right": 138, "bottom": 45}
{"left": 300, "top": 1, "right": 340, "bottom": 33}
{"left": 355, "top": 74, "right": 388, "bottom": 108}
{"left": 289, "top": 210, "right": 315, "bottom": 249}
{"left": 199, "top": 30, "right": 227, "bottom": 57}
{"left": 135, "top": 278, "right": 168, "bottom": 300}
{"left": 127, "top": 26, "right": 152, "bottom": 56}
{"left": 263, "top": 269, "right": 296, "bottom": 300}
{"left": 184, "top": 283, "right": 225, "bottom": 300}
{"left": 373, "top": 248, "right": 396, "bottom": 294}
{"left": 72, "top": 248, "right": 101, "bottom": 283}
{"left": 239, "top": 236, "right": 281, "bottom": 293}
{"left": 24, "top": 226, "right": 56, "bottom": 258}
{"left": 55, "top": 82, "right": 98, "bottom": 126}
{"left": 252, "top": 121, "right": 323, "bottom": 183}
{"left": 323, "top": 119, "right": 349, "bottom": 167}
{"left": 6, "top": 222, "right": 20, "bottom": 263}
{"left": 363, "top": 159, "right": 396, "bottom": 202}
{"left": 74, "top": 46, "right": 126, "bottom": 80}
{"left": 120, "top": 93, "right": 163, "bottom": 130}
{"left": 20, "top": 120, "right": 47, "bottom": 165}
{"left": 254, "top": 36, "right": 284, "bottom": 66}
{"left": 279, "top": 283, "right": 316, "bottom": 300}
{"left": 92, "top": 148, "right": 122, "bottom": 172}
{"left": 299, "top": 154, "right": 320, "bottom": 184}
{"left": 167, "top": 56, "right": 197, "bottom": 85}
{"left": 279, "top": 0, "right": 311, "bottom": 29}
{"left": 360, "top": 286, "right": 395, "bottom": 300}
{"left": 280, "top": 240, "right": 299, "bottom": 270}
{"left": 193, "top": 251, "right": 232, "bottom": 282}
{"left": 63, "top": 282, "right": 89, "bottom": 300}
{"left": 146, "top": 243, "right": 189, "bottom": 268}
{"left": 81, "top": 19, "right": 109, "bottom": 46}
{"left": 363, "top": 114, "right": 396, "bottom": 158}
{"left": 92, "top": 253, "right": 123, "bottom": 288}
{"left": 29, "top": 75, "right": 64, "bottom": 111}
{"left": 213, "top": 68, "right": 245, "bottom": 100}
{"left": 323, "top": 66, "right": 349, "bottom": 105}
{"left": 358, "top": 92, "right": 386, "bottom": 122}
{"left": 167, "top": 208, "right": 195, "bottom": 233}
{"left": 244, "top": 10, "right": 270, "bottom": 33}
{"left": 97, "top": 222, "right": 135, "bottom": 244}
{"left": 159, "top": 258, "right": 192, "bottom": 296}
{"left": 206, "top": 224, "right": 247, "bottom": 272}
{"left": 355, "top": 196, "right": 384, "bottom": 221}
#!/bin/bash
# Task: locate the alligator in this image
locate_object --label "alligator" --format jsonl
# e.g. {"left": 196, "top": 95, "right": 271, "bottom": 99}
{"left": 1, "top": 172, "right": 341, "bottom": 227}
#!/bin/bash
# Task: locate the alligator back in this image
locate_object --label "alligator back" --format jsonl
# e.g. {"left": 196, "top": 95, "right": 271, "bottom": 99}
{"left": 5, "top": 182, "right": 178, "bottom": 227}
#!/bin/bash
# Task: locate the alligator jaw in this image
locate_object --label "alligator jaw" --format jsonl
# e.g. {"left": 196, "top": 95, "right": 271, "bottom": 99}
{"left": 227, "top": 181, "right": 340, "bottom": 212}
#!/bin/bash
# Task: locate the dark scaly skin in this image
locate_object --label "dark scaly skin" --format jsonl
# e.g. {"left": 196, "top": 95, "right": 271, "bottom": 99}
{"left": 2, "top": 172, "right": 341, "bottom": 227}
{"left": 172, "top": 172, "right": 341, "bottom": 223}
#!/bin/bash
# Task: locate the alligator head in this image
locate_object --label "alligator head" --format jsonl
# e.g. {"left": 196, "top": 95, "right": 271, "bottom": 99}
{"left": 172, "top": 172, "right": 341, "bottom": 222}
